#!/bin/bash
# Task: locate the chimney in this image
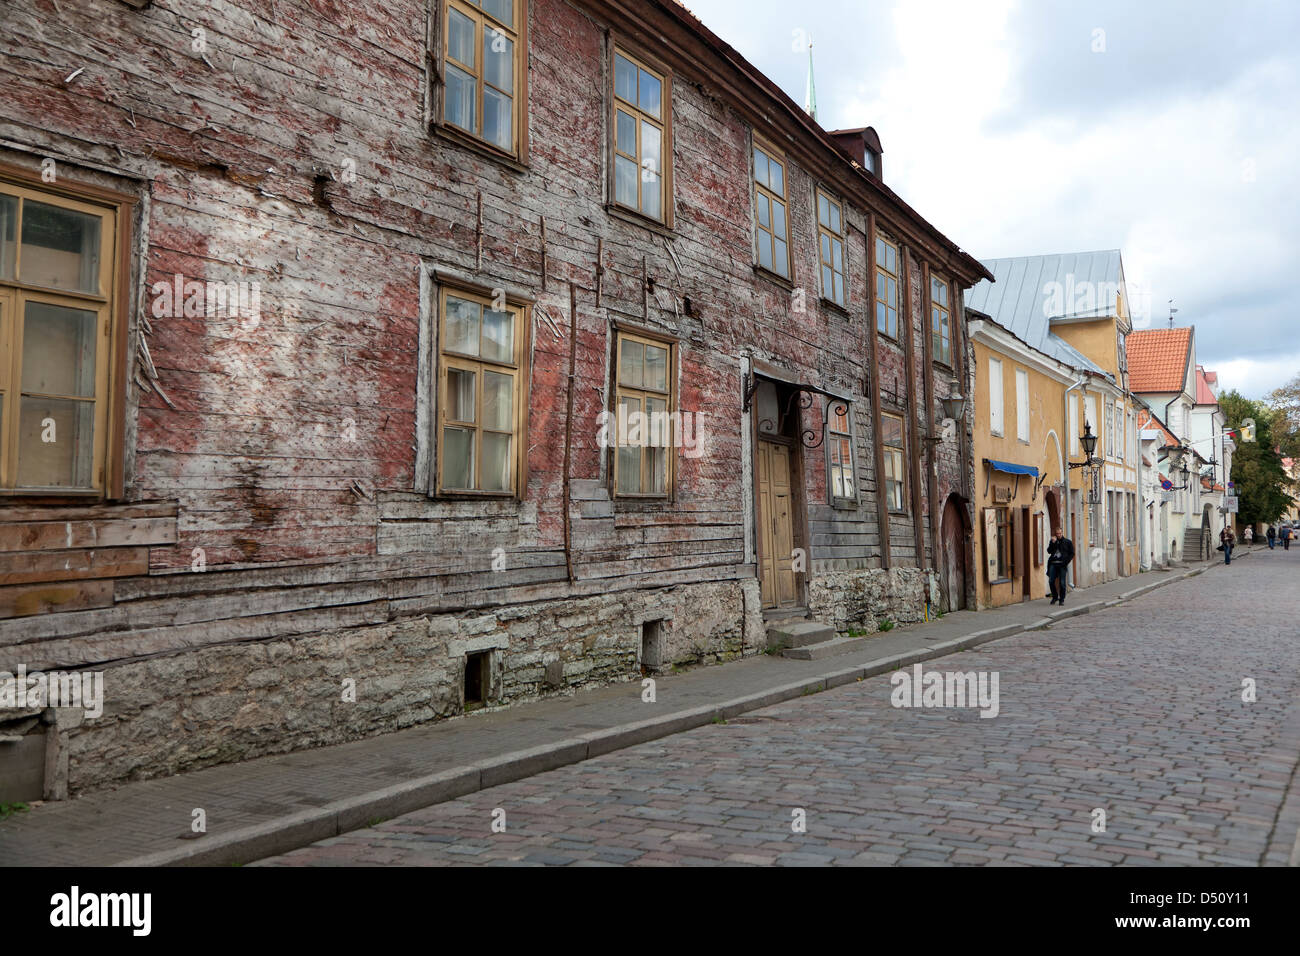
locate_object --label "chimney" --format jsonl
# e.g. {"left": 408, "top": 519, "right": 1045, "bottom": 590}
{"left": 829, "top": 126, "right": 883, "bottom": 180}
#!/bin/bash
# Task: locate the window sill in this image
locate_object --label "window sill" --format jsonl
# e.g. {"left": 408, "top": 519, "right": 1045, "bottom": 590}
{"left": 434, "top": 490, "right": 520, "bottom": 502}
{"left": 831, "top": 497, "right": 858, "bottom": 511}
{"left": 876, "top": 330, "right": 901, "bottom": 346}
{"left": 989, "top": 577, "right": 1012, "bottom": 585}
{"left": 606, "top": 203, "right": 674, "bottom": 237}
{"left": 821, "top": 297, "right": 852, "bottom": 319}
{"left": 888, "top": 508, "right": 910, "bottom": 517}
{"left": 752, "top": 264, "right": 794, "bottom": 291}
{"left": 430, "top": 122, "right": 528, "bottom": 174}
{"left": 932, "top": 359, "right": 954, "bottom": 374}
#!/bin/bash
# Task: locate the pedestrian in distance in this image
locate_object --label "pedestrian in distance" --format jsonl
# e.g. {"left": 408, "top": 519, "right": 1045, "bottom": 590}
{"left": 1284, "top": 525, "right": 1293, "bottom": 551}
{"left": 1220, "top": 525, "right": 1235, "bottom": 565}
{"left": 1268, "top": 525, "right": 1277, "bottom": 549}
{"left": 1046, "top": 527, "right": 1074, "bottom": 605}
{"left": 1243, "top": 526, "right": 1254, "bottom": 546}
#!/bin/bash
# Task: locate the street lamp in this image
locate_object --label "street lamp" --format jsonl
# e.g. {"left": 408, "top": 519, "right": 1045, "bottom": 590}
{"left": 940, "top": 384, "right": 967, "bottom": 423}
{"left": 1069, "top": 423, "right": 1098, "bottom": 470}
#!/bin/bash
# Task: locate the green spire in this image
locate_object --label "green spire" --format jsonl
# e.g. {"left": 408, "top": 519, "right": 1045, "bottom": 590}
{"left": 804, "top": 37, "right": 818, "bottom": 123}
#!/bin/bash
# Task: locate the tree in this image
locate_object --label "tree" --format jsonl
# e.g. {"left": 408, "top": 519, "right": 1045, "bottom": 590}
{"left": 1267, "top": 374, "right": 1300, "bottom": 459}
{"left": 1220, "top": 390, "right": 1295, "bottom": 526}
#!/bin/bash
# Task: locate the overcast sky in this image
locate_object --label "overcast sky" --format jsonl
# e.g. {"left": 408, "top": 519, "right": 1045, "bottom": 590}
{"left": 683, "top": 0, "right": 1299, "bottom": 400}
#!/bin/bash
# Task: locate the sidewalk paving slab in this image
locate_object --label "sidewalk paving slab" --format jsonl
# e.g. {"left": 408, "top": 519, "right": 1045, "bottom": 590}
{"left": 0, "top": 560, "right": 1232, "bottom": 866}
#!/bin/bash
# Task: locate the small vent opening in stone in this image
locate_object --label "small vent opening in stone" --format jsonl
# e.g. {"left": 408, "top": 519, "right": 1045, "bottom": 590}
{"left": 640, "top": 620, "right": 664, "bottom": 676}
{"left": 464, "top": 650, "right": 488, "bottom": 710}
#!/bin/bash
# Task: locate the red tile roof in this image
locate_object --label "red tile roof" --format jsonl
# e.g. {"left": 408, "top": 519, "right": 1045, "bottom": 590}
{"left": 1127, "top": 328, "right": 1192, "bottom": 393}
{"left": 1136, "top": 407, "right": 1180, "bottom": 448}
{"left": 1195, "top": 366, "right": 1218, "bottom": 404}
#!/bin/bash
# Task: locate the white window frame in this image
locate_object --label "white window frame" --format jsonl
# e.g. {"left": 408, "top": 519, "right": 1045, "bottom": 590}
{"left": 988, "top": 357, "right": 1004, "bottom": 437}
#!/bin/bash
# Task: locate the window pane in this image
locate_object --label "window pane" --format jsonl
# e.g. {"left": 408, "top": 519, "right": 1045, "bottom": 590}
{"left": 614, "top": 54, "right": 637, "bottom": 104}
{"left": 616, "top": 394, "right": 641, "bottom": 494}
{"left": 773, "top": 238, "right": 788, "bottom": 276}
{"left": 876, "top": 237, "right": 886, "bottom": 265}
{"left": 646, "top": 395, "right": 668, "bottom": 448}
{"left": 832, "top": 239, "right": 842, "bottom": 271}
{"left": 620, "top": 339, "right": 645, "bottom": 388}
{"left": 616, "top": 109, "right": 636, "bottom": 155}
{"left": 640, "top": 121, "right": 661, "bottom": 179}
{"left": 768, "top": 158, "right": 783, "bottom": 195}
{"left": 483, "top": 28, "right": 513, "bottom": 93}
{"left": 446, "top": 368, "right": 475, "bottom": 422}
{"left": 646, "top": 445, "right": 666, "bottom": 494}
{"left": 483, "top": 86, "right": 512, "bottom": 150}
{"left": 883, "top": 416, "right": 902, "bottom": 446}
{"left": 822, "top": 266, "right": 832, "bottom": 295}
{"left": 23, "top": 301, "right": 97, "bottom": 396}
{"left": 18, "top": 397, "right": 95, "bottom": 488}
{"left": 0, "top": 194, "right": 15, "bottom": 280}
{"left": 887, "top": 277, "right": 897, "bottom": 305}
{"left": 876, "top": 302, "right": 886, "bottom": 331}
{"left": 833, "top": 273, "right": 844, "bottom": 305}
{"left": 638, "top": 68, "right": 661, "bottom": 118}
{"left": 644, "top": 345, "right": 668, "bottom": 391}
{"left": 830, "top": 204, "right": 841, "bottom": 234}
{"left": 617, "top": 444, "right": 641, "bottom": 494}
{"left": 817, "top": 194, "right": 829, "bottom": 227}
{"left": 772, "top": 200, "right": 786, "bottom": 239}
{"left": 820, "top": 233, "right": 830, "bottom": 262}
{"left": 442, "top": 426, "right": 474, "bottom": 489}
{"left": 481, "top": 432, "right": 512, "bottom": 491}
{"left": 753, "top": 148, "right": 768, "bottom": 188}
{"left": 482, "top": 307, "right": 513, "bottom": 362}
{"left": 20, "top": 200, "right": 101, "bottom": 294}
{"left": 482, "top": 370, "right": 512, "bottom": 430}
{"left": 445, "top": 64, "right": 476, "bottom": 132}
{"left": 445, "top": 295, "right": 480, "bottom": 355}
{"left": 614, "top": 155, "right": 638, "bottom": 208}
{"left": 641, "top": 173, "right": 661, "bottom": 220}
{"left": 757, "top": 234, "right": 772, "bottom": 271}
{"left": 483, "top": 0, "right": 512, "bottom": 28}
{"left": 756, "top": 197, "right": 769, "bottom": 229}
{"left": 448, "top": 7, "right": 475, "bottom": 67}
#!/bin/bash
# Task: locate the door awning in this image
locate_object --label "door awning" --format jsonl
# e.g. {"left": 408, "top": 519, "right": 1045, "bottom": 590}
{"left": 984, "top": 459, "right": 1039, "bottom": 477}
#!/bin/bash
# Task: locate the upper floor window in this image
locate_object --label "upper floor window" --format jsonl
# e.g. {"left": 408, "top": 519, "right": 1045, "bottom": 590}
{"left": 817, "top": 190, "right": 845, "bottom": 307}
{"left": 930, "top": 274, "right": 951, "bottom": 364}
{"left": 437, "top": 286, "right": 526, "bottom": 495}
{"left": 614, "top": 331, "right": 674, "bottom": 497}
{"left": 988, "top": 357, "right": 1004, "bottom": 437}
{"left": 1015, "top": 367, "right": 1030, "bottom": 443}
{"left": 612, "top": 49, "right": 670, "bottom": 224}
{"left": 828, "top": 402, "right": 854, "bottom": 500}
{"left": 0, "top": 181, "right": 121, "bottom": 493}
{"left": 752, "top": 142, "right": 790, "bottom": 279}
{"left": 442, "top": 0, "right": 523, "bottom": 158}
{"left": 875, "top": 234, "right": 899, "bottom": 338}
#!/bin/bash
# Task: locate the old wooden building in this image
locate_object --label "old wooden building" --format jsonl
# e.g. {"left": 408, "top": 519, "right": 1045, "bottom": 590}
{"left": 0, "top": 0, "right": 988, "bottom": 795}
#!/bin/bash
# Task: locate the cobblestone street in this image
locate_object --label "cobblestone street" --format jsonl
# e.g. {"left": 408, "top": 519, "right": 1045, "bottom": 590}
{"left": 257, "top": 549, "right": 1300, "bottom": 866}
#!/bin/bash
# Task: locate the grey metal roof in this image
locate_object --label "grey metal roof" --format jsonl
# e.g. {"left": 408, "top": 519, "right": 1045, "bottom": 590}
{"left": 965, "top": 250, "right": 1122, "bottom": 377}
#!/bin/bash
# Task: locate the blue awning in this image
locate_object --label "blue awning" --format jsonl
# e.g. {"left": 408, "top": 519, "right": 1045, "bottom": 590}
{"left": 984, "top": 459, "right": 1039, "bottom": 477}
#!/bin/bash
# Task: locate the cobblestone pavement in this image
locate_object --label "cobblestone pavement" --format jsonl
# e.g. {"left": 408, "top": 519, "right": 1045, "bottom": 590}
{"left": 258, "top": 549, "right": 1300, "bottom": 866}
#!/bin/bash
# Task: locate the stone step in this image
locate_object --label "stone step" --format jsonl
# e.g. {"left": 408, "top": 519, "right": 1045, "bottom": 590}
{"left": 766, "top": 620, "right": 834, "bottom": 649}
{"left": 781, "top": 635, "right": 874, "bottom": 661}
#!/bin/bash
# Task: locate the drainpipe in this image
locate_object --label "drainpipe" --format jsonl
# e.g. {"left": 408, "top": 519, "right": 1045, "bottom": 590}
{"left": 1063, "top": 376, "right": 1089, "bottom": 587}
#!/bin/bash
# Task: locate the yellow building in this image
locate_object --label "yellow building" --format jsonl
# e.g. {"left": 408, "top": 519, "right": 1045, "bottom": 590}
{"left": 967, "top": 314, "right": 1073, "bottom": 607}
{"left": 967, "top": 251, "right": 1140, "bottom": 602}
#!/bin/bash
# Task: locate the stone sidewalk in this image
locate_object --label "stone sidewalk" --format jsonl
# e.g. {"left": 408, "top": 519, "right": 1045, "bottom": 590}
{"left": 0, "top": 558, "right": 1231, "bottom": 866}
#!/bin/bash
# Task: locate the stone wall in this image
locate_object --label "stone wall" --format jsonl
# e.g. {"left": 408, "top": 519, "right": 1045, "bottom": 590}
{"left": 60, "top": 578, "right": 763, "bottom": 794}
{"left": 807, "top": 567, "right": 940, "bottom": 637}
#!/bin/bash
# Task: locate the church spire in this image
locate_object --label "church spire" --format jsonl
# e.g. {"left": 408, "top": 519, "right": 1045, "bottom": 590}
{"left": 804, "top": 37, "right": 818, "bottom": 123}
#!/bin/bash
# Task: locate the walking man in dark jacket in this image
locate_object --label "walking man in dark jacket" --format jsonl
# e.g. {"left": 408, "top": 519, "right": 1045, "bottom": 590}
{"left": 1220, "top": 525, "right": 1235, "bottom": 565}
{"left": 1268, "top": 525, "right": 1277, "bottom": 549}
{"left": 1046, "top": 527, "right": 1074, "bottom": 605}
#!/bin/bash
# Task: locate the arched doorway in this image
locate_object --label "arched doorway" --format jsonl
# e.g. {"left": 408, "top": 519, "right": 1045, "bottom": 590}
{"left": 940, "top": 494, "right": 970, "bottom": 612}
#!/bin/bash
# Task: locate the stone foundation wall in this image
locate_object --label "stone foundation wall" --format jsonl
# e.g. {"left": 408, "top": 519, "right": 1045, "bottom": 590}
{"left": 60, "top": 579, "right": 763, "bottom": 795}
{"left": 807, "top": 567, "right": 940, "bottom": 636}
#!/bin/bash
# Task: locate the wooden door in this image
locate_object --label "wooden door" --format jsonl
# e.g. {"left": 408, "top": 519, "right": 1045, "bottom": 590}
{"left": 757, "top": 439, "right": 797, "bottom": 608}
{"left": 1020, "top": 506, "right": 1032, "bottom": 599}
{"left": 940, "top": 496, "right": 966, "bottom": 611}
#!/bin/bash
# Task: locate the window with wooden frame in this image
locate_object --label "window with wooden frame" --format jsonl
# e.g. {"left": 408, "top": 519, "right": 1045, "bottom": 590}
{"left": 816, "top": 189, "right": 845, "bottom": 307}
{"left": 930, "top": 274, "right": 951, "bottom": 364}
{"left": 991, "top": 506, "right": 1011, "bottom": 580}
{"left": 881, "top": 411, "right": 907, "bottom": 512}
{"left": 0, "top": 179, "right": 124, "bottom": 495}
{"left": 611, "top": 47, "right": 670, "bottom": 224}
{"left": 875, "top": 233, "right": 899, "bottom": 338}
{"left": 440, "top": 0, "right": 525, "bottom": 158}
{"left": 752, "top": 141, "right": 790, "bottom": 279}
{"left": 436, "top": 286, "right": 526, "bottom": 495}
{"left": 827, "top": 402, "right": 854, "bottom": 501}
{"left": 613, "top": 330, "right": 674, "bottom": 497}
